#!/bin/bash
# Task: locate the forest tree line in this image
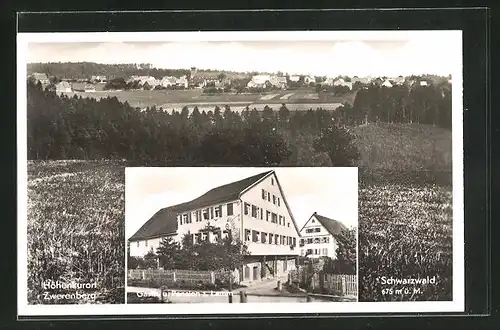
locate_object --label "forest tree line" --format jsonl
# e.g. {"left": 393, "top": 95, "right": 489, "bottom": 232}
{"left": 28, "top": 62, "right": 191, "bottom": 81}
{"left": 27, "top": 79, "right": 451, "bottom": 165}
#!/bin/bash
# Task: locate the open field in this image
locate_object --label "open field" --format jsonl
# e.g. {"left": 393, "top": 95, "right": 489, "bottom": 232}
{"left": 27, "top": 160, "right": 127, "bottom": 304}
{"left": 355, "top": 123, "right": 453, "bottom": 301}
{"left": 60, "top": 88, "right": 356, "bottom": 111}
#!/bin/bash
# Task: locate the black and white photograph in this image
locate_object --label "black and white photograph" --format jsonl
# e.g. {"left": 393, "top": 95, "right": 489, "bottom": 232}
{"left": 17, "top": 29, "right": 463, "bottom": 315}
{"left": 126, "top": 167, "right": 358, "bottom": 304}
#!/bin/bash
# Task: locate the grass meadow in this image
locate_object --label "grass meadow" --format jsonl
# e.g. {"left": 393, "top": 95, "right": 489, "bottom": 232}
{"left": 60, "top": 88, "right": 356, "bottom": 110}
{"left": 354, "top": 123, "right": 453, "bottom": 301}
{"left": 27, "top": 160, "right": 127, "bottom": 304}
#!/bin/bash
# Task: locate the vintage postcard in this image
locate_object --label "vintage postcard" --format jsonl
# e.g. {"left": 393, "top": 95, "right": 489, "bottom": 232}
{"left": 17, "top": 30, "right": 463, "bottom": 316}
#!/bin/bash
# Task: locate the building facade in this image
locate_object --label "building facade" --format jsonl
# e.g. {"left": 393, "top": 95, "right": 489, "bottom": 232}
{"left": 129, "top": 170, "right": 301, "bottom": 283}
{"left": 299, "top": 212, "right": 347, "bottom": 260}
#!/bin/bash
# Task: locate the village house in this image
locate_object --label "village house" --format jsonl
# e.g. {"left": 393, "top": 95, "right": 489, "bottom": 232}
{"left": 381, "top": 79, "right": 393, "bottom": 88}
{"left": 55, "top": 81, "right": 72, "bottom": 93}
{"left": 270, "top": 76, "right": 287, "bottom": 89}
{"left": 303, "top": 75, "right": 316, "bottom": 85}
{"left": 332, "top": 78, "right": 353, "bottom": 90}
{"left": 288, "top": 75, "right": 301, "bottom": 82}
{"left": 71, "top": 82, "right": 96, "bottom": 92}
{"left": 176, "top": 76, "right": 189, "bottom": 88}
{"left": 91, "top": 75, "right": 107, "bottom": 83}
{"left": 160, "top": 76, "right": 178, "bottom": 88}
{"left": 351, "top": 76, "right": 372, "bottom": 87}
{"left": 247, "top": 75, "right": 272, "bottom": 89}
{"left": 321, "top": 77, "right": 335, "bottom": 86}
{"left": 299, "top": 212, "right": 347, "bottom": 259}
{"left": 29, "top": 72, "right": 50, "bottom": 85}
{"left": 129, "top": 170, "right": 301, "bottom": 283}
{"left": 128, "top": 75, "right": 160, "bottom": 88}
{"left": 390, "top": 76, "right": 406, "bottom": 85}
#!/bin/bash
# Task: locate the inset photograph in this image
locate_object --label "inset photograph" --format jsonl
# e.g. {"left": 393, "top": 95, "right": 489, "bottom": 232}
{"left": 126, "top": 167, "right": 358, "bottom": 303}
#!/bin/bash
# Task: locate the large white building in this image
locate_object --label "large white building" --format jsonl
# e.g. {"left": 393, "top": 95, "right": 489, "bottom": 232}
{"left": 129, "top": 170, "right": 301, "bottom": 283}
{"left": 299, "top": 212, "right": 347, "bottom": 259}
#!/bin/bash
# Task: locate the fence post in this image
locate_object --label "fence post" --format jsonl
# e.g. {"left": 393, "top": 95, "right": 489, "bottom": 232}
{"left": 173, "top": 272, "right": 176, "bottom": 283}
{"left": 341, "top": 276, "right": 346, "bottom": 296}
{"left": 239, "top": 291, "right": 247, "bottom": 303}
{"left": 210, "top": 271, "right": 215, "bottom": 284}
{"left": 141, "top": 270, "right": 146, "bottom": 280}
{"left": 306, "top": 295, "right": 312, "bottom": 302}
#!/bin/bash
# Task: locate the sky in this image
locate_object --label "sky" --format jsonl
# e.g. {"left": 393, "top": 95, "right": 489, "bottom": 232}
{"left": 125, "top": 167, "right": 358, "bottom": 239}
{"left": 26, "top": 33, "right": 461, "bottom": 77}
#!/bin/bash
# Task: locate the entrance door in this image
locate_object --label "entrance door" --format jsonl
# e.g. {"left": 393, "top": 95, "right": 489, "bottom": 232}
{"left": 252, "top": 266, "right": 259, "bottom": 281}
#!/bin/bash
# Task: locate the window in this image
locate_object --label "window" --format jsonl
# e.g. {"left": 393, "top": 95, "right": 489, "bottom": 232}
{"left": 227, "top": 203, "right": 234, "bottom": 216}
{"left": 252, "top": 230, "right": 259, "bottom": 242}
{"left": 210, "top": 207, "right": 214, "bottom": 219}
{"left": 299, "top": 239, "right": 305, "bottom": 247}
{"left": 260, "top": 208, "right": 263, "bottom": 220}
{"left": 244, "top": 203, "right": 250, "bottom": 215}
{"left": 203, "top": 208, "right": 209, "bottom": 220}
{"left": 137, "top": 241, "right": 139, "bottom": 247}
{"left": 306, "top": 249, "right": 313, "bottom": 255}
{"left": 188, "top": 212, "right": 192, "bottom": 223}
{"left": 311, "top": 219, "right": 315, "bottom": 223}
{"left": 277, "top": 197, "right": 280, "bottom": 206}
{"left": 251, "top": 205, "right": 258, "bottom": 218}
{"left": 275, "top": 235, "right": 279, "bottom": 245}
{"left": 266, "top": 211, "right": 270, "bottom": 221}
{"left": 182, "top": 214, "right": 188, "bottom": 224}
{"left": 201, "top": 232, "right": 207, "bottom": 241}
{"left": 283, "top": 260, "right": 287, "bottom": 271}
{"left": 273, "top": 195, "right": 276, "bottom": 205}
{"left": 278, "top": 215, "right": 282, "bottom": 225}
{"left": 272, "top": 213, "right": 278, "bottom": 223}
{"left": 322, "top": 248, "right": 328, "bottom": 255}
{"left": 267, "top": 192, "right": 271, "bottom": 202}
{"left": 293, "top": 237, "right": 296, "bottom": 247}
{"left": 307, "top": 238, "right": 313, "bottom": 244}
{"left": 306, "top": 228, "right": 313, "bottom": 233}
{"left": 269, "top": 233, "right": 273, "bottom": 244}
{"left": 194, "top": 233, "right": 200, "bottom": 244}
{"left": 280, "top": 235, "right": 284, "bottom": 245}
{"left": 322, "top": 237, "right": 330, "bottom": 243}
{"left": 261, "top": 232, "right": 267, "bottom": 243}
{"left": 262, "top": 189, "right": 266, "bottom": 200}
{"left": 271, "top": 178, "right": 274, "bottom": 185}
{"left": 215, "top": 205, "right": 222, "bottom": 218}
{"left": 314, "top": 228, "right": 321, "bottom": 232}
{"left": 287, "top": 222, "right": 290, "bottom": 227}
{"left": 314, "top": 237, "right": 320, "bottom": 244}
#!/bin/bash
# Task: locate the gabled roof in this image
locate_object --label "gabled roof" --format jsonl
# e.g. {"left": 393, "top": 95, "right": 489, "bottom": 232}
{"left": 31, "top": 72, "right": 49, "bottom": 81}
{"left": 313, "top": 213, "right": 347, "bottom": 236}
{"left": 300, "top": 212, "right": 347, "bottom": 237}
{"left": 129, "top": 170, "right": 273, "bottom": 241}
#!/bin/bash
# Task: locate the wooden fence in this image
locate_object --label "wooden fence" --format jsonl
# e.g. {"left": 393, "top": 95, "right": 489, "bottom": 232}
{"left": 289, "top": 269, "right": 357, "bottom": 297}
{"left": 128, "top": 269, "right": 215, "bottom": 284}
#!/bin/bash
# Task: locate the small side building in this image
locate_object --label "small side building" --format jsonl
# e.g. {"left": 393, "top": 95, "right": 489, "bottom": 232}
{"left": 299, "top": 212, "right": 347, "bottom": 260}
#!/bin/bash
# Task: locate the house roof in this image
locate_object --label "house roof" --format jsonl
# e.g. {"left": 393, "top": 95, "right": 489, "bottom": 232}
{"left": 312, "top": 212, "right": 347, "bottom": 236}
{"left": 31, "top": 72, "right": 48, "bottom": 81}
{"left": 56, "top": 81, "right": 72, "bottom": 89}
{"left": 129, "top": 170, "right": 273, "bottom": 241}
